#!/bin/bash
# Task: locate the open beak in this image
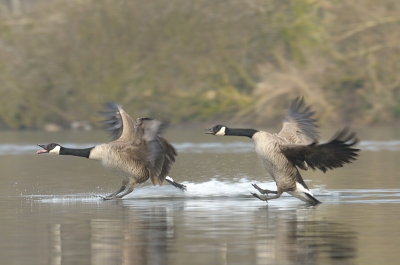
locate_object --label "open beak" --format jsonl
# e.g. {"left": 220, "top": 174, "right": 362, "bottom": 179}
{"left": 205, "top": 128, "right": 214, "bottom": 134}
{"left": 36, "top": 144, "right": 48, "bottom": 154}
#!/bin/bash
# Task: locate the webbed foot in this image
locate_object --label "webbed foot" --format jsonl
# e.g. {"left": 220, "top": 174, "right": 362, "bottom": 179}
{"left": 251, "top": 192, "right": 268, "bottom": 202}
{"left": 98, "top": 195, "right": 118, "bottom": 200}
{"left": 251, "top": 183, "right": 277, "bottom": 194}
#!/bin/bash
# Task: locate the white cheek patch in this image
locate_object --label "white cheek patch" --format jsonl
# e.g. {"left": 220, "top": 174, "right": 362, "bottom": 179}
{"left": 49, "top": 145, "right": 61, "bottom": 154}
{"left": 215, "top": 127, "right": 226, "bottom": 136}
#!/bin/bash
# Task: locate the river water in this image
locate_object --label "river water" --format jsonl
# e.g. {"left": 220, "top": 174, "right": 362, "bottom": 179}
{"left": 0, "top": 127, "right": 400, "bottom": 264}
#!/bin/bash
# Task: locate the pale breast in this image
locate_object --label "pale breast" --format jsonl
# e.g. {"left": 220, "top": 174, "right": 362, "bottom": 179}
{"left": 88, "top": 144, "right": 108, "bottom": 161}
{"left": 252, "top": 132, "right": 296, "bottom": 188}
{"left": 90, "top": 143, "right": 150, "bottom": 182}
{"left": 252, "top": 132, "right": 279, "bottom": 172}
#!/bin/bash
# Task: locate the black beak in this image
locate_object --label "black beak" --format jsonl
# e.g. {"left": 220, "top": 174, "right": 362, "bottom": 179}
{"left": 36, "top": 144, "right": 48, "bottom": 154}
{"left": 205, "top": 128, "right": 214, "bottom": 134}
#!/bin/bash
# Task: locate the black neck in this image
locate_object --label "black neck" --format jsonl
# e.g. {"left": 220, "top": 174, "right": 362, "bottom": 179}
{"left": 59, "top": 146, "right": 94, "bottom": 158}
{"left": 225, "top": 128, "right": 259, "bottom": 138}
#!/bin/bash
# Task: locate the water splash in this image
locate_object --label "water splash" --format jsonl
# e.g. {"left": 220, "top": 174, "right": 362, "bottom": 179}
{"left": 29, "top": 177, "right": 400, "bottom": 207}
{"left": 31, "top": 178, "right": 335, "bottom": 203}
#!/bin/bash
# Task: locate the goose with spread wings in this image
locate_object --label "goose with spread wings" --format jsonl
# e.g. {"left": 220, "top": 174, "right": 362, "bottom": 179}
{"left": 37, "top": 103, "right": 186, "bottom": 199}
{"left": 206, "top": 97, "right": 359, "bottom": 204}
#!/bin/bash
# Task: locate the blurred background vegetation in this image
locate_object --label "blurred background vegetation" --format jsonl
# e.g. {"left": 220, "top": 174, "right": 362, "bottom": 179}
{"left": 0, "top": 0, "right": 399, "bottom": 130}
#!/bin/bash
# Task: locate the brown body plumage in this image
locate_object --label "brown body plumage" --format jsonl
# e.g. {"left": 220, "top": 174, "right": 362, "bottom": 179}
{"left": 37, "top": 103, "right": 185, "bottom": 199}
{"left": 206, "top": 97, "right": 360, "bottom": 204}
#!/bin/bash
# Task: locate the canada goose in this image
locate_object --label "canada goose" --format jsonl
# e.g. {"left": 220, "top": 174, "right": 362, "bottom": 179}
{"left": 37, "top": 103, "right": 186, "bottom": 199}
{"left": 206, "top": 97, "right": 359, "bottom": 204}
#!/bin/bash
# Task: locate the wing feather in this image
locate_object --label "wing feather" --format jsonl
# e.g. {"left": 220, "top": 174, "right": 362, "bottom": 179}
{"left": 149, "top": 137, "right": 177, "bottom": 185}
{"left": 100, "top": 103, "right": 177, "bottom": 186}
{"left": 138, "top": 119, "right": 176, "bottom": 185}
{"left": 278, "top": 97, "right": 319, "bottom": 144}
{"left": 280, "top": 127, "right": 359, "bottom": 173}
{"left": 100, "top": 103, "right": 136, "bottom": 141}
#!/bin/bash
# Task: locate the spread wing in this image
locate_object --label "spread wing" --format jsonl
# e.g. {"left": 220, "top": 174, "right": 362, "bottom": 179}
{"left": 137, "top": 119, "right": 176, "bottom": 186}
{"left": 150, "top": 137, "right": 177, "bottom": 185}
{"left": 100, "top": 103, "right": 136, "bottom": 141}
{"left": 100, "top": 104, "right": 177, "bottom": 186}
{"left": 278, "top": 97, "right": 319, "bottom": 144}
{"left": 280, "top": 127, "right": 359, "bottom": 173}
{"left": 137, "top": 118, "right": 167, "bottom": 164}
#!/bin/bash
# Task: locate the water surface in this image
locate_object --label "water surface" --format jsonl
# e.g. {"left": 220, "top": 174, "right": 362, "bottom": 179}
{"left": 1, "top": 128, "right": 400, "bottom": 264}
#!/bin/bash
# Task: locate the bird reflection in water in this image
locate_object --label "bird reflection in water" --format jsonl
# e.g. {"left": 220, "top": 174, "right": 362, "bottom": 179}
{"left": 47, "top": 203, "right": 174, "bottom": 265}
{"left": 45, "top": 201, "right": 356, "bottom": 265}
{"left": 254, "top": 210, "right": 357, "bottom": 264}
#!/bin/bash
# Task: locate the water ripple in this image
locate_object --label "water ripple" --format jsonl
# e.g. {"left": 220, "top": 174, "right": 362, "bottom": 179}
{"left": 0, "top": 140, "right": 399, "bottom": 155}
{"left": 26, "top": 178, "right": 400, "bottom": 206}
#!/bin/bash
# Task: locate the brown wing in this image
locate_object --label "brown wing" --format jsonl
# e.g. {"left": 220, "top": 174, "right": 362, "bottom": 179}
{"left": 278, "top": 97, "right": 320, "bottom": 144}
{"left": 149, "top": 137, "right": 177, "bottom": 186}
{"left": 100, "top": 103, "right": 136, "bottom": 142}
{"left": 140, "top": 119, "right": 167, "bottom": 163}
{"left": 280, "top": 127, "right": 359, "bottom": 173}
{"left": 137, "top": 119, "right": 176, "bottom": 186}
{"left": 118, "top": 143, "right": 148, "bottom": 162}
{"left": 101, "top": 105, "right": 176, "bottom": 185}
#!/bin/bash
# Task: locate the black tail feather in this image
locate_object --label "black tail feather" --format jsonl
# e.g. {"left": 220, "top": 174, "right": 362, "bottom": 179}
{"left": 305, "top": 193, "right": 322, "bottom": 205}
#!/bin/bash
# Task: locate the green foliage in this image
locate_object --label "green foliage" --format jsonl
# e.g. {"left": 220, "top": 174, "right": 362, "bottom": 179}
{"left": 274, "top": 0, "right": 325, "bottom": 63}
{"left": 0, "top": 0, "right": 399, "bottom": 129}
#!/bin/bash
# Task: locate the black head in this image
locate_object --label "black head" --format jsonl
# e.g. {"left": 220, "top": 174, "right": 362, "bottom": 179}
{"left": 36, "top": 143, "right": 61, "bottom": 154}
{"left": 205, "top": 125, "right": 227, "bottom": 136}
